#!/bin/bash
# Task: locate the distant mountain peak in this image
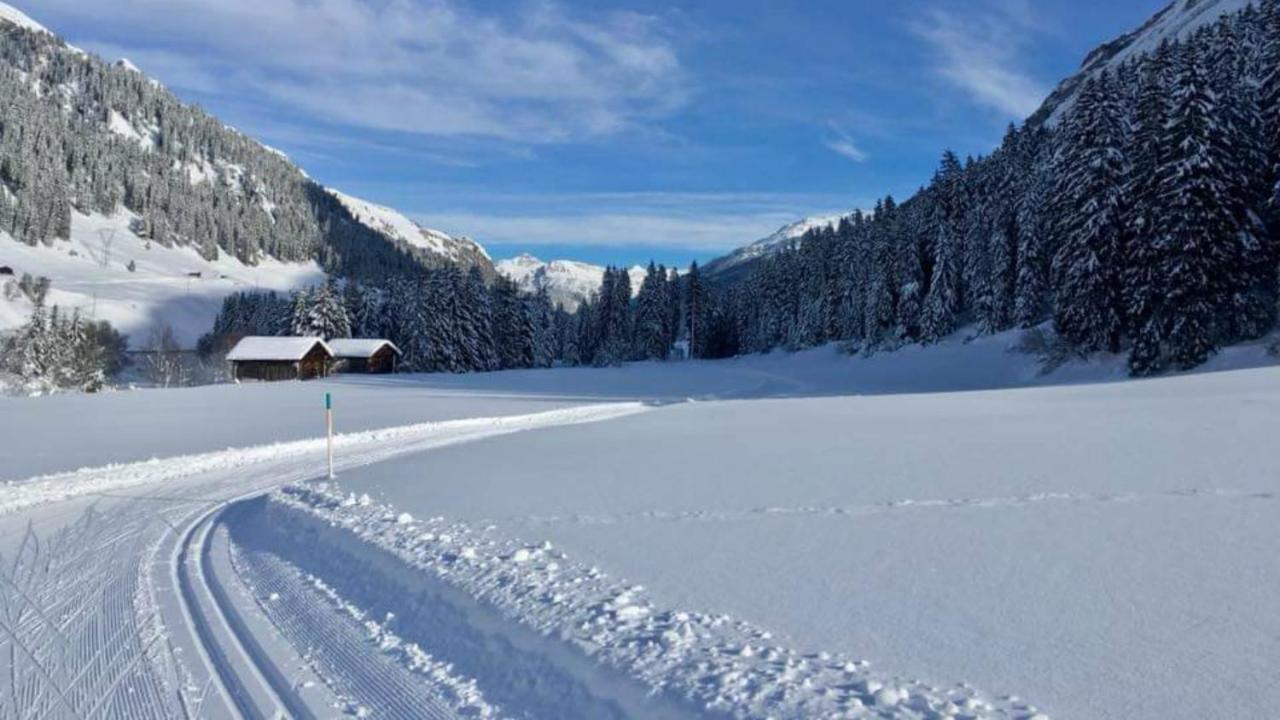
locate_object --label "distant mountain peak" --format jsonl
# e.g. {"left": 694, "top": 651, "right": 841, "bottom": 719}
{"left": 704, "top": 213, "right": 850, "bottom": 278}
{"left": 1033, "top": 0, "right": 1254, "bottom": 127}
{"left": 0, "top": 2, "right": 49, "bottom": 35}
{"left": 326, "top": 189, "right": 492, "bottom": 271}
{"left": 496, "top": 255, "right": 647, "bottom": 311}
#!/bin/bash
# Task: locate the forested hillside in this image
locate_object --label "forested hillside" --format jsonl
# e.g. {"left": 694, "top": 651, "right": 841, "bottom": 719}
{"left": 0, "top": 14, "right": 482, "bottom": 282}
{"left": 688, "top": 0, "right": 1280, "bottom": 375}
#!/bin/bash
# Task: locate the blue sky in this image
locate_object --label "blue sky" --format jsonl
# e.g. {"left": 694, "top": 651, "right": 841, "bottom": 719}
{"left": 32, "top": 0, "right": 1169, "bottom": 267}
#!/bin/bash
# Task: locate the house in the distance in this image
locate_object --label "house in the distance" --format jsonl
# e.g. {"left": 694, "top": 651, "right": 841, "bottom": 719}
{"left": 328, "top": 339, "right": 402, "bottom": 374}
{"left": 226, "top": 336, "right": 333, "bottom": 382}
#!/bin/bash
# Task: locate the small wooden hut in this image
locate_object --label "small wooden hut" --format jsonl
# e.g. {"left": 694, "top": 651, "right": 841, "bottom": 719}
{"left": 328, "top": 339, "right": 402, "bottom": 374}
{"left": 226, "top": 337, "right": 333, "bottom": 382}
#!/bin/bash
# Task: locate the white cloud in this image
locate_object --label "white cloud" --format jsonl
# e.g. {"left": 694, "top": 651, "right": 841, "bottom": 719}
{"left": 824, "top": 124, "right": 868, "bottom": 163}
{"left": 399, "top": 191, "right": 857, "bottom": 252}
{"left": 412, "top": 211, "right": 802, "bottom": 251}
{"left": 911, "top": 1, "right": 1048, "bottom": 118}
{"left": 386, "top": 185, "right": 860, "bottom": 251}
{"left": 45, "top": 0, "right": 688, "bottom": 143}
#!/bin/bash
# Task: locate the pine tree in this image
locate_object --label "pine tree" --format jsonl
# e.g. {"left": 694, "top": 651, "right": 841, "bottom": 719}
{"left": 634, "top": 261, "right": 670, "bottom": 360}
{"left": 684, "top": 262, "right": 706, "bottom": 359}
{"left": 288, "top": 288, "right": 314, "bottom": 336}
{"left": 1150, "top": 43, "right": 1246, "bottom": 370}
{"left": 921, "top": 152, "right": 965, "bottom": 342}
{"left": 306, "top": 281, "right": 352, "bottom": 339}
{"left": 1051, "top": 72, "right": 1130, "bottom": 354}
{"left": 530, "top": 286, "right": 557, "bottom": 368}
{"left": 1125, "top": 44, "right": 1174, "bottom": 352}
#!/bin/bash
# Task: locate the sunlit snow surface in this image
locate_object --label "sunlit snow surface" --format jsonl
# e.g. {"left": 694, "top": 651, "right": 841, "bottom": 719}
{"left": 2, "top": 336, "right": 1279, "bottom": 719}
{"left": 0, "top": 211, "right": 325, "bottom": 347}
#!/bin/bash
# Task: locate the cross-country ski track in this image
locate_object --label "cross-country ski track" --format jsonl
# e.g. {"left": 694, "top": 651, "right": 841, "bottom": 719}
{"left": 0, "top": 402, "right": 654, "bottom": 719}
{"left": 0, "top": 394, "right": 1041, "bottom": 720}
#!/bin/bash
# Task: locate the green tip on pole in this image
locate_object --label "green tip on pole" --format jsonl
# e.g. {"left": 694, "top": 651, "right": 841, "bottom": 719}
{"left": 325, "top": 392, "right": 331, "bottom": 410}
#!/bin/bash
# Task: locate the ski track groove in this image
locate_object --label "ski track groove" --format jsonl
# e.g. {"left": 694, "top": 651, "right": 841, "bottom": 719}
{"left": 228, "top": 533, "right": 471, "bottom": 720}
{"left": 0, "top": 402, "right": 650, "bottom": 718}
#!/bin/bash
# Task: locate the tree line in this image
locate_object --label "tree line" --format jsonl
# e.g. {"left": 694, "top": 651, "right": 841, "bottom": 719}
{"left": 200, "top": 261, "right": 701, "bottom": 372}
{"left": 0, "top": 21, "right": 453, "bottom": 283}
{"left": 683, "top": 2, "right": 1280, "bottom": 375}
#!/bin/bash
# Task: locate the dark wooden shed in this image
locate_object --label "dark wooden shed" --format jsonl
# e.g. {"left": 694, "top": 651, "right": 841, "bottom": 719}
{"left": 226, "top": 337, "right": 334, "bottom": 382}
{"left": 328, "top": 339, "right": 402, "bottom": 374}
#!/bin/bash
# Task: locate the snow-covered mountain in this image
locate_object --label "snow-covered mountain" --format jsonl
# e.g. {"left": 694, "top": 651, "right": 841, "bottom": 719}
{"left": 327, "top": 190, "right": 492, "bottom": 272}
{"left": 703, "top": 214, "right": 849, "bottom": 280}
{"left": 0, "top": 2, "right": 493, "bottom": 346}
{"left": 1032, "top": 0, "right": 1254, "bottom": 126}
{"left": 496, "top": 254, "right": 645, "bottom": 311}
{"left": 0, "top": 1, "right": 44, "bottom": 34}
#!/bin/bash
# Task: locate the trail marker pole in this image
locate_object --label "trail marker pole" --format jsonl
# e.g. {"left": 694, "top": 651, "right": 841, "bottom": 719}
{"left": 325, "top": 392, "right": 335, "bottom": 479}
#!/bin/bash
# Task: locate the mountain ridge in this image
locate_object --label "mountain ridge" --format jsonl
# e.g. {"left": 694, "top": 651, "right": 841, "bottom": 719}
{"left": 495, "top": 253, "right": 646, "bottom": 311}
{"left": 0, "top": 1, "right": 495, "bottom": 343}
{"left": 703, "top": 213, "right": 849, "bottom": 280}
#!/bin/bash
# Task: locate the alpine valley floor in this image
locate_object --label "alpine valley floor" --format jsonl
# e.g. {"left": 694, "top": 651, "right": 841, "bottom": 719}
{"left": 2, "top": 330, "right": 1278, "bottom": 719}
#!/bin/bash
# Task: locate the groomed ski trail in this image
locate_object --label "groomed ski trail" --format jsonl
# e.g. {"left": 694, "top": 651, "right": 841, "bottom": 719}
{"left": 0, "top": 402, "right": 651, "bottom": 516}
{"left": 0, "top": 402, "right": 651, "bottom": 719}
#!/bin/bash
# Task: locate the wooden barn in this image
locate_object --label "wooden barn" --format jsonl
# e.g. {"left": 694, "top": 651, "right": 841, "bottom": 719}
{"left": 226, "top": 337, "right": 334, "bottom": 382}
{"left": 328, "top": 339, "right": 402, "bottom": 374}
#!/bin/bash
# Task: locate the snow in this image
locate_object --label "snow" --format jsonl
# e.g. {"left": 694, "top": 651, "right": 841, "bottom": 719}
{"left": 0, "top": 1, "right": 49, "bottom": 34}
{"left": 293, "top": 347, "right": 1280, "bottom": 720}
{"left": 0, "top": 210, "right": 326, "bottom": 348}
{"left": 0, "top": 1, "right": 84, "bottom": 55}
{"left": 327, "top": 189, "right": 490, "bottom": 263}
{"left": 1099, "top": 0, "right": 1252, "bottom": 69}
{"left": 1042, "top": 0, "right": 1253, "bottom": 125}
{"left": 3, "top": 334, "right": 1280, "bottom": 718}
{"left": 496, "top": 253, "right": 646, "bottom": 311}
{"left": 705, "top": 213, "right": 850, "bottom": 276}
{"left": 226, "top": 336, "right": 330, "bottom": 362}
{"left": 327, "top": 338, "right": 401, "bottom": 358}
{"left": 105, "top": 109, "right": 159, "bottom": 149}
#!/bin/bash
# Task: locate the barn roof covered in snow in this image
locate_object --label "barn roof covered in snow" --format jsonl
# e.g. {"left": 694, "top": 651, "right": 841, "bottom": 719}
{"left": 327, "top": 339, "right": 403, "bottom": 359}
{"left": 226, "top": 336, "right": 332, "bottom": 362}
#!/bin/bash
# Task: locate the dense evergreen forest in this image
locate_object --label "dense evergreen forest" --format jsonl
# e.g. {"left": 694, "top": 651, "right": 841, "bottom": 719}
{"left": 203, "top": 1, "right": 1280, "bottom": 378}
{"left": 680, "top": 2, "right": 1280, "bottom": 375}
{"left": 200, "top": 261, "right": 687, "bottom": 373}
{"left": 0, "top": 21, "right": 442, "bottom": 281}
{"left": 7, "top": 2, "right": 1280, "bottom": 387}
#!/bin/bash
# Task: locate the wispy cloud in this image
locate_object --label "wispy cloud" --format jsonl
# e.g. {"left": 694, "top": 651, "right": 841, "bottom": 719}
{"left": 412, "top": 211, "right": 802, "bottom": 252}
{"left": 401, "top": 190, "right": 858, "bottom": 252}
{"left": 910, "top": 0, "right": 1048, "bottom": 118}
{"left": 46, "top": 0, "right": 689, "bottom": 144}
{"left": 824, "top": 124, "right": 868, "bottom": 162}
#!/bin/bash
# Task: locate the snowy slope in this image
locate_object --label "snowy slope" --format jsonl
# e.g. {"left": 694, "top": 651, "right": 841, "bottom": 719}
{"left": 0, "top": 1, "right": 84, "bottom": 55}
{"left": 0, "top": 5, "right": 497, "bottom": 344}
{"left": 4, "top": 334, "right": 1279, "bottom": 718}
{"left": 0, "top": 212, "right": 324, "bottom": 348}
{"left": 496, "top": 253, "right": 646, "bottom": 311}
{"left": 704, "top": 213, "right": 848, "bottom": 279}
{"left": 328, "top": 190, "right": 492, "bottom": 272}
{"left": 319, "top": 361, "right": 1280, "bottom": 720}
{"left": 0, "top": 1, "right": 48, "bottom": 34}
{"left": 1034, "top": 0, "right": 1254, "bottom": 126}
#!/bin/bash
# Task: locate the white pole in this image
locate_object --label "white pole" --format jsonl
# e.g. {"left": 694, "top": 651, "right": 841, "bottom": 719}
{"left": 325, "top": 392, "right": 335, "bottom": 479}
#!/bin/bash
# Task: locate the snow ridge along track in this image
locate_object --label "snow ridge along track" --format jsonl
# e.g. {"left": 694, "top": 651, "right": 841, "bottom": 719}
{"left": 0, "top": 402, "right": 651, "bottom": 719}
{"left": 0, "top": 402, "right": 652, "bottom": 516}
{"left": 270, "top": 484, "right": 1047, "bottom": 720}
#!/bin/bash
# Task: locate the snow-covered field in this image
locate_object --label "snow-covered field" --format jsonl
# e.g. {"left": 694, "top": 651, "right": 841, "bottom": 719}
{"left": 2, "top": 334, "right": 1278, "bottom": 719}
{"left": 0, "top": 211, "right": 324, "bottom": 347}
